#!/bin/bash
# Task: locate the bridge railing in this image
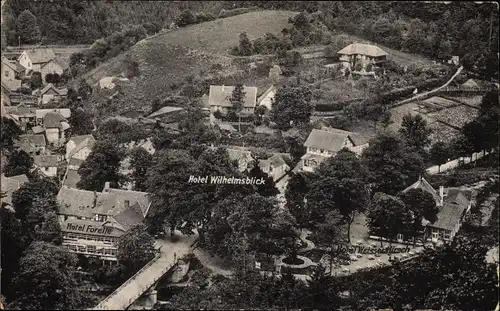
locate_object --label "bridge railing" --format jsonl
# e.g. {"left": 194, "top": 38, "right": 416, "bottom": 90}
{"left": 93, "top": 249, "right": 161, "bottom": 310}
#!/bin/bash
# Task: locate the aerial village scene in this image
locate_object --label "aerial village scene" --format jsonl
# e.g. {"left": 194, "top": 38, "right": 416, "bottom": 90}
{"left": 0, "top": 1, "right": 499, "bottom": 310}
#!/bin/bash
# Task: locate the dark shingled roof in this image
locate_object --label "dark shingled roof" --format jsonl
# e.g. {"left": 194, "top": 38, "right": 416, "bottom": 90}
{"left": 33, "top": 155, "right": 60, "bottom": 167}
{"left": 43, "top": 112, "right": 66, "bottom": 128}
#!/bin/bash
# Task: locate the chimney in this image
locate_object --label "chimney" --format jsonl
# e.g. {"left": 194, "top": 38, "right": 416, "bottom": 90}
{"left": 124, "top": 200, "right": 130, "bottom": 209}
{"left": 103, "top": 182, "right": 110, "bottom": 193}
{"left": 439, "top": 186, "right": 444, "bottom": 207}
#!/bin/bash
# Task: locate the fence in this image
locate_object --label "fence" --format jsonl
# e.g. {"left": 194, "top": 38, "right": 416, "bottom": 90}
{"left": 5, "top": 44, "right": 91, "bottom": 50}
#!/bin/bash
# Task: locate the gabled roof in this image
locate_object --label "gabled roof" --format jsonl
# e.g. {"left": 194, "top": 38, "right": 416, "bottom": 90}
{"left": 257, "top": 85, "right": 276, "bottom": 110}
{"left": 22, "top": 48, "right": 56, "bottom": 64}
{"left": 402, "top": 177, "right": 441, "bottom": 205}
{"left": 338, "top": 43, "right": 388, "bottom": 57}
{"left": 32, "top": 125, "right": 45, "bottom": 134}
{"left": 217, "top": 123, "right": 237, "bottom": 132}
{"left": 43, "top": 111, "right": 66, "bottom": 128}
{"left": 33, "top": 155, "right": 60, "bottom": 168}
{"left": 430, "top": 202, "right": 467, "bottom": 231}
{"left": 40, "top": 83, "right": 68, "bottom": 96}
{"left": 320, "top": 127, "right": 370, "bottom": 146}
{"left": 57, "top": 185, "right": 151, "bottom": 226}
{"left": 19, "top": 134, "right": 46, "bottom": 147}
{"left": 304, "top": 129, "right": 354, "bottom": 153}
{"left": 41, "top": 56, "right": 69, "bottom": 71}
{"left": 1, "top": 79, "right": 22, "bottom": 92}
{"left": 107, "top": 188, "right": 151, "bottom": 217}
{"left": 36, "top": 108, "right": 71, "bottom": 119}
{"left": 147, "top": 106, "right": 184, "bottom": 119}
{"left": 62, "top": 168, "right": 80, "bottom": 189}
{"left": 2, "top": 55, "right": 24, "bottom": 73}
{"left": 259, "top": 154, "right": 288, "bottom": 169}
{"left": 68, "top": 134, "right": 96, "bottom": 158}
{"left": 1, "top": 174, "right": 29, "bottom": 205}
{"left": 227, "top": 148, "right": 254, "bottom": 163}
{"left": 209, "top": 85, "right": 258, "bottom": 108}
{"left": 461, "top": 79, "right": 481, "bottom": 89}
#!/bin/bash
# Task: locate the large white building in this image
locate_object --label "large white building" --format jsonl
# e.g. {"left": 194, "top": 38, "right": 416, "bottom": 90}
{"left": 300, "top": 128, "right": 369, "bottom": 172}
{"left": 57, "top": 182, "right": 151, "bottom": 264}
{"left": 209, "top": 85, "right": 258, "bottom": 115}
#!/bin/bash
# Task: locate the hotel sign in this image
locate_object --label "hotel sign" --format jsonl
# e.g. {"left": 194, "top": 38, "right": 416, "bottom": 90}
{"left": 66, "top": 223, "right": 113, "bottom": 235}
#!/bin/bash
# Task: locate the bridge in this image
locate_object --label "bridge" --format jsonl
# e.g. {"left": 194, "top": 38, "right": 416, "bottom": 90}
{"left": 92, "top": 232, "right": 197, "bottom": 310}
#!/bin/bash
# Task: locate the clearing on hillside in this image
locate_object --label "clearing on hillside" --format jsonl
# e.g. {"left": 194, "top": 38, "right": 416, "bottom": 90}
{"left": 151, "top": 10, "right": 298, "bottom": 55}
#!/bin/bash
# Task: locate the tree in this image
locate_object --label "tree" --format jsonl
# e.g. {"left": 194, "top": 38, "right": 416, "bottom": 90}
{"left": 129, "top": 147, "right": 153, "bottom": 192}
{"left": 3, "top": 150, "right": 33, "bottom": 177}
{"left": 285, "top": 171, "right": 314, "bottom": 228}
{"left": 175, "top": 9, "right": 197, "bottom": 27}
{"left": 438, "top": 39, "right": 452, "bottom": 61}
{"left": 0, "top": 208, "right": 26, "bottom": 301}
{"left": 29, "top": 72, "right": 42, "bottom": 89}
{"left": 77, "top": 79, "right": 92, "bottom": 101}
{"left": 429, "top": 141, "right": 450, "bottom": 172}
{"left": 229, "top": 83, "right": 245, "bottom": 132}
{"left": 399, "top": 113, "right": 432, "bottom": 153}
{"left": 238, "top": 32, "right": 253, "bottom": 56}
{"left": 398, "top": 188, "right": 439, "bottom": 244}
{"left": 117, "top": 223, "right": 156, "bottom": 273}
{"left": 77, "top": 140, "right": 124, "bottom": 191}
{"left": 150, "top": 97, "right": 162, "bottom": 114}
{"left": 0, "top": 117, "right": 22, "bottom": 150}
{"left": 361, "top": 132, "right": 425, "bottom": 195}
{"left": 247, "top": 160, "right": 279, "bottom": 197}
{"left": 35, "top": 211, "right": 63, "bottom": 245}
{"left": 15, "top": 9, "right": 40, "bottom": 44}
{"left": 305, "top": 265, "right": 343, "bottom": 310}
{"left": 269, "top": 65, "right": 282, "bottom": 84}
{"left": 68, "top": 108, "right": 94, "bottom": 136}
{"left": 270, "top": 85, "right": 313, "bottom": 128}
{"left": 366, "top": 192, "right": 413, "bottom": 243}
{"left": 9, "top": 242, "right": 84, "bottom": 310}
{"left": 307, "top": 149, "right": 370, "bottom": 242}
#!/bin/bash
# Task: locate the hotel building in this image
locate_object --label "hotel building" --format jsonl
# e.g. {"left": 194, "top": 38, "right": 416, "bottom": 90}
{"left": 56, "top": 182, "right": 151, "bottom": 264}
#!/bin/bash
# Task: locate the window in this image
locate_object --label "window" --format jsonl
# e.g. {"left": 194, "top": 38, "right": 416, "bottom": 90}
{"left": 77, "top": 245, "right": 86, "bottom": 252}
{"left": 87, "top": 246, "right": 96, "bottom": 254}
{"left": 4, "top": 71, "right": 8, "bottom": 77}
{"left": 444, "top": 232, "right": 451, "bottom": 240}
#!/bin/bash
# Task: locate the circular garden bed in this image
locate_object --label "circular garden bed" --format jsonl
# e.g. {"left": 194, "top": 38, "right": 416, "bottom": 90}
{"left": 282, "top": 256, "right": 305, "bottom": 265}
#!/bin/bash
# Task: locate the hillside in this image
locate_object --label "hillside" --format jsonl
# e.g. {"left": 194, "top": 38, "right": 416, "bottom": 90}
{"left": 154, "top": 10, "right": 297, "bottom": 54}
{"left": 84, "top": 10, "right": 297, "bottom": 117}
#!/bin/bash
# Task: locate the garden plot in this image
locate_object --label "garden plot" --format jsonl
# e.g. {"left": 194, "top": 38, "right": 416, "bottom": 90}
{"left": 428, "top": 121, "right": 461, "bottom": 143}
{"left": 429, "top": 105, "right": 478, "bottom": 129}
{"left": 422, "top": 96, "right": 461, "bottom": 109}
{"left": 440, "top": 95, "right": 484, "bottom": 108}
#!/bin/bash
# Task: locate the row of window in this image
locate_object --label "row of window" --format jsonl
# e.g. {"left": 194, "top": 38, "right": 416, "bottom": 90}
{"left": 65, "top": 233, "right": 116, "bottom": 243}
{"left": 431, "top": 230, "right": 451, "bottom": 240}
{"left": 64, "top": 244, "right": 117, "bottom": 256}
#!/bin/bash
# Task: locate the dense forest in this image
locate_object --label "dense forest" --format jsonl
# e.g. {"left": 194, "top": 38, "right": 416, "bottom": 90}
{"left": 2, "top": 1, "right": 498, "bottom": 79}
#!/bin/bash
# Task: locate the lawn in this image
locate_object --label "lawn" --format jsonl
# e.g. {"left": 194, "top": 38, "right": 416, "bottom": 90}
{"left": 153, "top": 10, "right": 298, "bottom": 55}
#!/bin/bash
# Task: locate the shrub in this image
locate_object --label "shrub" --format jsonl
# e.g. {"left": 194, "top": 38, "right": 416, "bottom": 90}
{"left": 175, "top": 9, "right": 197, "bottom": 27}
{"left": 195, "top": 12, "right": 216, "bottom": 23}
{"left": 218, "top": 7, "right": 259, "bottom": 19}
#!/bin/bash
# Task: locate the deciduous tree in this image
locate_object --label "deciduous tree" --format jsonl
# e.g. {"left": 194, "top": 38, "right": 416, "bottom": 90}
{"left": 129, "top": 147, "right": 153, "bottom": 192}
{"left": 399, "top": 113, "right": 432, "bottom": 153}
{"left": 361, "top": 132, "right": 425, "bottom": 195}
{"left": 117, "top": 223, "right": 156, "bottom": 274}
{"left": 398, "top": 188, "right": 439, "bottom": 244}
{"left": 77, "top": 140, "right": 125, "bottom": 191}
{"left": 15, "top": 9, "right": 40, "bottom": 44}
{"left": 270, "top": 85, "right": 313, "bottom": 128}
{"left": 366, "top": 192, "right": 413, "bottom": 243}
{"left": 3, "top": 150, "right": 33, "bottom": 177}
{"left": 0, "top": 117, "right": 22, "bottom": 150}
{"left": 9, "top": 242, "right": 84, "bottom": 310}
{"left": 308, "top": 149, "right": 370, "bottom": 242}
{"left": 68, "top": 108, "right": 94, "bottom": 136}
{"left": 429, "top": 141, "right": 450, "bottom": 172}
